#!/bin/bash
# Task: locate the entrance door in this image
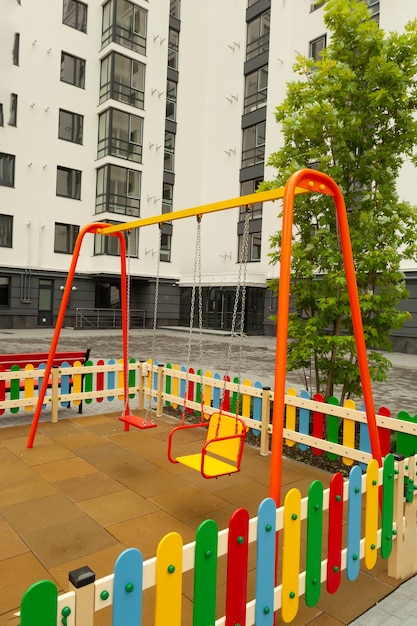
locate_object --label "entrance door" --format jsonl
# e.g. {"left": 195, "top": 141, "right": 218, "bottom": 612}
{"left": 38, "top": 279, "right": 53, "bottom": 326}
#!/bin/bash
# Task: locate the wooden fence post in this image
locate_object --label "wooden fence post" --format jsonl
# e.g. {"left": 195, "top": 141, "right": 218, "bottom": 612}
{"left": 51, "top": 367, "right": 59, "bottom": 423}
{"left": 156, "top": 363, "right": 164, "bottom": 417}
{"left": 69, "top": 566, "right": 95, "bottom": 626}
{"left": 388, "top": 455, "right": 417, "bottom": 579}
{"left": 138, "top": 360, "right": 146, "bottom": 411}
{"left": 260, "top": 387, "right": 271, "bottom": 456}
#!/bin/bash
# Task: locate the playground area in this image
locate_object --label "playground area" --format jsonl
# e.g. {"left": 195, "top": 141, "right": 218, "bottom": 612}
{"left": 3, "top": 170, "right": 417, "bottom": 624}
{"left": 0, "top": 406, "right": 411, "bottom": 625}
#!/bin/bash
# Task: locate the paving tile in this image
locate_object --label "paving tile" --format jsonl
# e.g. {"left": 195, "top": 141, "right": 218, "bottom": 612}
{"left": 3, "top": 437, "right": 75, "bottom": 467}
{"left": 317, "top": 571, "right": 393, "bottom": 624}
{"left": 49, "top": 542, "right": 126, "bottom": 591}
{"left": 1, "top": 494, "right": 84, "bottom": 533}
{"left": 32, "top": 456, "right": 98, "bottom": 482}
{"left": 215, "top": 479, "right": 270, "bottom": 517}
{"left": 20, "top": 515, "right": 119, "bottom": 569}
{"left": 0, "top": 520, "right": 29, "bottom": 560}
{"left": 78, "top": 489, "right": 159, "bottom": 526}
{"left": 119, "top": 465, "right": 192, "bottom": 498}
{"left": 0, "top": 475, "right": 58, "bottom": 507}
{"left": 107, "top": 509, "right": 196, "bottom": 559}
{"left": 150, "top": 484, "right": 229, "bottom": 523}
{"left": 54, "top": 471, "right": 125, "bottom": 502}
{"left": 53, "top": 431, "right": 110, "bottom": 451}
{"left": 0, "top": 553, "right": 56, "bottom": 616}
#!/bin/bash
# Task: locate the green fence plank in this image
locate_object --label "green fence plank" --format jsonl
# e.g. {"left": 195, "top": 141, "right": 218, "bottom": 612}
{"left": 193, "top": 519, "right": 218, "bottom": 626}
{"left": 305, "top": 480, "right": 323, "bottom": 607}
{"left": 327, "top": 397, "right": 340, "bottom": 461}
{"left": 381, "top": 453, "right": 395, "bottom": 559}
{"left": 20, "top": 580, "right": 58, "bottom": 626}
{"left": 396, "top": 411, "right": 417, "bottom": 457}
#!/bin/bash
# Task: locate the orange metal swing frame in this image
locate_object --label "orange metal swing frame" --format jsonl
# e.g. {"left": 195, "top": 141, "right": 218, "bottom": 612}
{"left": 27, "top": 168, "right": 382, "bottom": 503}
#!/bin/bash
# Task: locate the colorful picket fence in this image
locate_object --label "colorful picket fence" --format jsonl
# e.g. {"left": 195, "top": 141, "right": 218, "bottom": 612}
{"left": 1, "top": 357, "right": 417, "bottom": 465}
{"left": 20, "top": 453, "right": 411, "bottom": 626}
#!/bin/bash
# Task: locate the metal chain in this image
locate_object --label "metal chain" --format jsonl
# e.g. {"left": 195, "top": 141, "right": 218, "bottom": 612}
{"left": 124, "top": 231, "right": 131, "bottom": 416}
{"left": 182, "top": 217, "right": 203, "bottom": 422}
{"left": 147, "top": 226, "right": 162, "bottom": 419}
{"left": 222, "top": 206, "right": 251, "bottom": 412}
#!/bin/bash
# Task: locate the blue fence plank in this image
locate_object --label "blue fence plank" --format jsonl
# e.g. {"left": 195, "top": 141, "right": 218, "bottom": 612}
{"left": 255, "top": 498, "right": 276, "bottom": 625}
{"left": 346, "top": 465, "right": 362, "bottom": 581}
{"left": 113, "top": 548, "right": 143, "bottom": 626}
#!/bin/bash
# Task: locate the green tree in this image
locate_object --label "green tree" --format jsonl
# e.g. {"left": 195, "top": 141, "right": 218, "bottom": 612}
{"left": 265, "top": 0, "right": 417, "bottom": 402}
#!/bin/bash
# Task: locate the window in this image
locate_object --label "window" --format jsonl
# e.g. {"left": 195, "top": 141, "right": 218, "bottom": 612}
{"left": 12, "top": 33, "right": 19, "bottom": 66}
{"left": 98, "top": 108, "right": 143, "bottom": 163}
{"left": 160, "top": 233, "right": 172, "bottom": 262}
{"left": 100, "top": 52, "right": 145, "bottom": 110}
{"left": 102, "top": 0, "right": 147, "bottom": 55}
{"left": 0, "top": 215, "right": 13, "bottom": 248}
{"left": 309, "top": 35, "right": 326, "bottom": 61}
{"left": 63, "top": 0, "right": 87, "bottom": 32}
{"left": 246, "top": 11, "right": 270, "bottom": 61}
{"left": 96, "top": 164, "right": 141, "bottom": 217}
{"left": 0, "top": 277, "right": 10, "bottom": 306}
{"left": 367, "top": 0, "right": 380, "bottom": 25}
{"left": 238, "top": 231, "right": 261, "bottom": 262}
{"left": 9, "top": 94, "right": 17, "bottom": 127}
{"left": 241, "top": 122, "right": 265, "bottom": 168}
{"left": 240, "top": 179, "right": 263, "bottom": 220}
{"left": 170, "top": 0, "right": 180, "bottom": 18}
{"left": 60, "top": 52, "right": 86, "bottom": 88}
{"left": 54, "top": 222, "right": 79, "bottom": 253}
{"left": 94, "top": 220, "right": 139, "bottom": 257}
{"left": 244, "top": 66, "right": 268, "bottom": 114}
{"left": 162, "top": 182, "right": 173, "bottom": 214}
{"left": 309, "top": 1, "right": 323, "bottom": 11}
{"left": 56, "top": 166, "right": 82, "bottom": 199}
{"left": 166, "top": 80, "right": 177, "bottom": 121}
{"left": 58, "top": 109, "right": 83, "bottom": 144}
{"left": 164, "top": 131, "right": 175, "bottom": 173}
{"left": 0, "top": 153, "right": 15, "bottom": 187}
{"left": 168, "top": 28, "right": 179, "bottom": 70}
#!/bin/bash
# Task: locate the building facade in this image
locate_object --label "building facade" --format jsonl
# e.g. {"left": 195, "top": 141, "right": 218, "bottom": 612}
{"left": 1, "top": 0, "right": 416, "bottom": 348}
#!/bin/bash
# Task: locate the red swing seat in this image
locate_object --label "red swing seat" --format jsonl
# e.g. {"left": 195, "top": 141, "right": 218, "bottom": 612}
{"left": 168, "top": 413, "right": 247, "bottom": 479}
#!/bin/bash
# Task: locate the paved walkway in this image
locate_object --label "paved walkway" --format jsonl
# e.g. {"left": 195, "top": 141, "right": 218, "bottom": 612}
{"left": 0, "top": 328, "right": 416, "bottom": 623}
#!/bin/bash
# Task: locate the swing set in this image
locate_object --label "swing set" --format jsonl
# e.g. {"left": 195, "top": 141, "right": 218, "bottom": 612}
{"left": 26, "top": 169, "right": 383, "bottom": 507}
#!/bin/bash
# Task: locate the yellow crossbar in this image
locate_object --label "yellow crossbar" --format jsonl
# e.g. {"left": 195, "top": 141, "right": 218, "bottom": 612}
{"left": 98, "top": 186, "right": 308, "bottom": 235}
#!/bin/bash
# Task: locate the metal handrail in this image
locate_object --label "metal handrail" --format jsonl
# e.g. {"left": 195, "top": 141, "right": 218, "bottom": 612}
{"left": 75, "top": 307, "right": 145, "bottom": 329}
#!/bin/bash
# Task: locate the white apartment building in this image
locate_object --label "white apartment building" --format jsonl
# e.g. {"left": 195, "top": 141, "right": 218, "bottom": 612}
{"left": 1, "top": 0, "right": 416, "bottom": 348}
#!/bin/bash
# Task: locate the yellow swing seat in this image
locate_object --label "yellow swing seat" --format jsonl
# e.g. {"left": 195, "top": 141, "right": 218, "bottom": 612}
{"left": 168, "top": 413, "right": 247, "bottom": 479}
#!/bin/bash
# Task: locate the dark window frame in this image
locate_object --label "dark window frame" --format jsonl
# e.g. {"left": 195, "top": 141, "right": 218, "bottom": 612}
{"left": 0, "top": 153, "right": 15, "bottom": 187}
{"left": 0, "top": 214, "right": 13, "bottom": 248}
{"left": 0, "top": 276, "right": 11, "bottom": 307}
{"left": 13, "top": 33, "right": 20, "bottom": 66}
{"left": 97, "top": 108, "right": 143, "bottom": 163}
{"left": 60, "top": 51, "right": 86, "bottom": 89}
{"left": 94, "top": 219, "right": 139, "bottom": 257}
{"left": 9, "top": 93, "right": 17, "bottom": 127}
{"left": 246, "top": 10, "right": 270, "bottom": 61}
{"left": 99, "top": 52, "right": 145, "bottom": 110}
{"left": 95, "top": 164, "right": 141, "bottom": 217}
{"left": 102, "top": 0, "right": 147, "bottom": 56}
{"left": 54, "top": 222, "right": 80, "bottom": 254}
{"left": 56, "top": 166, "right": 82, "bottom": 200}
{"left": 309, "top": 34, "right": 327, "bottom": 61}
{"left": 63, "top": 0, "right": 88, "bottom": 33}
{"left": 58, "top": 109, "right": 84, "bottom": 144}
